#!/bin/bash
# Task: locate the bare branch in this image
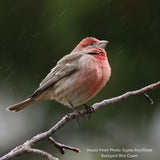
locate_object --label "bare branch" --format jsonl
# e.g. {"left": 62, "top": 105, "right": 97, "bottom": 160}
{"left": 143, "top": 93, "right": 153, "bottom": 104}
{"left": 48, "top": 137, "right": 80, "bottom": 154}
{"left": 24, "top": 148, "right": 58, "bottom": 160}
{"left": 92, "top": 81, "right": 160, "bottom": 110}
{"left": 0, "top": 145, "right": 58, "bottom": 160}
{"left": 1, "top": 81, "right": 160, "bottom": 160}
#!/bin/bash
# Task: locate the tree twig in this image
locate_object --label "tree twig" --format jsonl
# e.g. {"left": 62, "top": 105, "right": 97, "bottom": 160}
{"left": 48, "top": 137, "right": 80, "bottom": 154}
{"left": 143, "top": 93, "right": 153, "bottom": 104}
{"left": 24, "top": 148, "right": 58, "bottom": 160}
{"left": 1, "top": 81, "right": 160, "bottom": 160}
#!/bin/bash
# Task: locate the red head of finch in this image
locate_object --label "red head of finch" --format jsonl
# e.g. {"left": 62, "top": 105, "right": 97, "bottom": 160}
{"left": 7, "top": 37, "right": 111, "bottom": 112}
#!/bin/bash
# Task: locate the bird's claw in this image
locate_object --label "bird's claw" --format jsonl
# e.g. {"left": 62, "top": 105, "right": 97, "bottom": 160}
{"left": 73, "top": 110, "right": 82, "bottom": 125}
{"left": 83, "top": 104, "right": 95, "bottom": 119}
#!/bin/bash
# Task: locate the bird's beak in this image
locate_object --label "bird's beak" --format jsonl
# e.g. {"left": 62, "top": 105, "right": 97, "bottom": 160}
{"left": 96, "top": 40, "right": 109, "bottom": 49}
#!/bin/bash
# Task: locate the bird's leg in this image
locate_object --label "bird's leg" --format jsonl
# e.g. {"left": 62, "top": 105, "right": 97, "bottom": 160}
{"left": 83, "top": 104, "right": 95, "bottom": 119}
{"left": 69, "top": 102, "right": 81, "bottom": 125}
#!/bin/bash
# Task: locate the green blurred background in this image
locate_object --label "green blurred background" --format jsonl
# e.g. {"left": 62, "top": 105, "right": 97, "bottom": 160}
{"left": 0, "top": 0, "right": 160, "bottom": 160}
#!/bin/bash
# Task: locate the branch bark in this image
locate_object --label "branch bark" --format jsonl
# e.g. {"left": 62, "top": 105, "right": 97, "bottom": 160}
{"left": 1, "top": 81, "right": 160, "bottom": 160}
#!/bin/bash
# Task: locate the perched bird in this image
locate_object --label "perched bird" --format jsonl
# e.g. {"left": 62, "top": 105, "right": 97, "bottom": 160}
{"left": 7, "top": 37, "right": 111, "bottom": 113}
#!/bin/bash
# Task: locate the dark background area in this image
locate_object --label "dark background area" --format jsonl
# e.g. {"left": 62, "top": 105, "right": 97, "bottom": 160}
{"left": 0, "top": 0, "right": 160, "bottom": 160}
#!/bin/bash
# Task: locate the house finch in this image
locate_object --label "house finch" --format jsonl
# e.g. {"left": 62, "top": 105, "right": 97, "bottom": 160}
{"left": 7, "top": 37, "right": 111, "bottom": 112}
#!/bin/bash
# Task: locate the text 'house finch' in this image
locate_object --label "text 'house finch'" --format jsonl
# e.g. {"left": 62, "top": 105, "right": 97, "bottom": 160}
{"left": 7, "top": 37, "right": 111, "bottom": 112}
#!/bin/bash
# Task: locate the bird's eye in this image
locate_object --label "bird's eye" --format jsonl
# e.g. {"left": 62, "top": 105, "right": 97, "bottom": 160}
{"left": 89, "top": 43, "right": 94, "bottom": 46}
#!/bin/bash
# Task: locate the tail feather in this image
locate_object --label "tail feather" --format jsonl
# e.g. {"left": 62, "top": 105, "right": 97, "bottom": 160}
{"left": 7, "top": 98, "right": 37, "bottom": 112}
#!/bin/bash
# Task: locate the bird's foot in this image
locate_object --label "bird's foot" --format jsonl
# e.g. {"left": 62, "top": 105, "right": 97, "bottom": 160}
{"left": 69, "top": 102, "right": 82, "bottom": 125}
{"left": 73, "top": 109, "right": 82, "bottom": 125}
{"left": 83, "top": 104, "right": 95, "bottom": 119}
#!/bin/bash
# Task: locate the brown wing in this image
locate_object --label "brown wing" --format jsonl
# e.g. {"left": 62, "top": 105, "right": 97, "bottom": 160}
{"left": 32, "top": 53, "right": 82, "bottom": 97}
